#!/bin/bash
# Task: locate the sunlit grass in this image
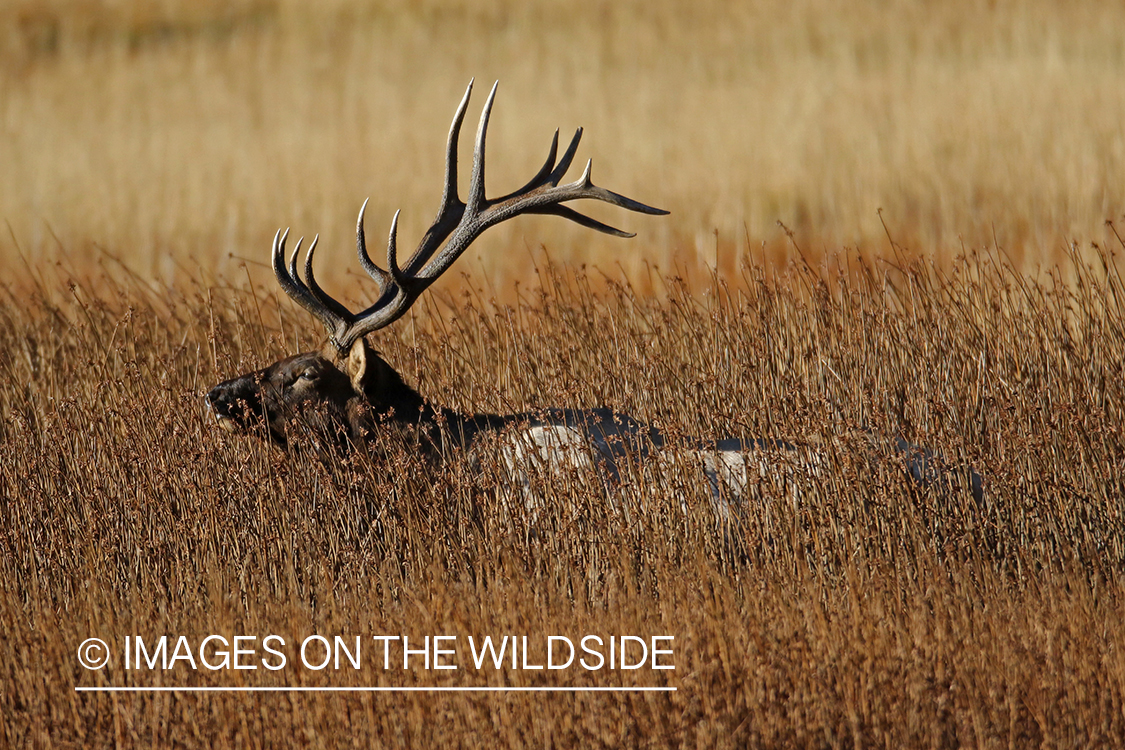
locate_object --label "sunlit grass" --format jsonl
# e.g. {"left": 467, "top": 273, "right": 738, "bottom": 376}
{"left": 2, "top": 243, "right": 1124, "bottom": 744}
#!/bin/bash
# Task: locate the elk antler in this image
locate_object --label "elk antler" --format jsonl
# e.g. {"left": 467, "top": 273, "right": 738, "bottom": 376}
{"left": 273, "top": 80, "right": 668, "bottom": 355}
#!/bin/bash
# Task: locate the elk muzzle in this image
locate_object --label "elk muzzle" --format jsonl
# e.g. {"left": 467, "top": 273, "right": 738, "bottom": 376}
{"left": 206, "top": 375, "right": 265, "bottom": 433}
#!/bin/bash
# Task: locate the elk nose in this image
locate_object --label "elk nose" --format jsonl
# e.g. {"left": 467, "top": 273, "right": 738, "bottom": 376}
{"left": 205, "top": 386, "right": 225, "bottom": 409}
{"left": 206, "top": 384, "right": 241, "bottom": 419}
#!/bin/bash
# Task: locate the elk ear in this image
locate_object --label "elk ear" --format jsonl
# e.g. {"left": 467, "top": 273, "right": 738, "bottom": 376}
{"left": 343, "top": 339, "right": 372, "bottom": 395}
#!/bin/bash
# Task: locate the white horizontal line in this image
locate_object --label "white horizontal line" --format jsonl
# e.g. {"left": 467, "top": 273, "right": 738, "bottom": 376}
{"left": 76, "top": 686, "right": 675, "bottom": 693}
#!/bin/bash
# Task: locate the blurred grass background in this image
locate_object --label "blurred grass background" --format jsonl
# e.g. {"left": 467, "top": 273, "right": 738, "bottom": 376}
{"left": 1, "top": 0, "right": 1123, "bottom": 294}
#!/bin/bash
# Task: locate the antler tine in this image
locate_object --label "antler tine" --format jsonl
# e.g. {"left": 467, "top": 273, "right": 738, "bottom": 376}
{"left": 272, "top": 228, "right": 348, "bottom": 342}
{"left": 490, "top": 129, "right": 560, "bottom": 203}
{"left": 465, "top": 80, "right": 499, "bottom": 214}
{"left": 356, "top": 198, "right": 393, "bottom": 295}
{"left": 438, "top": 79, "right": 474, "bottom": 215}
{"left": 301, "top": 234, "right": 354, "bottom": 320}
{"left": 385, "top": 209, "right": 412, "bottom": 288}
{"left": 289, "top": 235, "right": 353, "bottom": 322}
{"left": 331, "top": 207, "right": 415, "bottom": 352}
{"left": 286, "top": 236, "right": 308, "bottom": 298}
{"left": 547, "top": 128, "right": 583, "bottom": 186}
{"left": 517, "top": 158, "right": 670, "bottom": 237}
{"left": 399, "top": 81, "right": 475, "bottom": 278}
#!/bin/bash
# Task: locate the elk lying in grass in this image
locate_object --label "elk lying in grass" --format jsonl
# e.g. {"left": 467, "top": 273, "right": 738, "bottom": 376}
{"left": 207, "top": 81, "right": 982, "bottom": 511}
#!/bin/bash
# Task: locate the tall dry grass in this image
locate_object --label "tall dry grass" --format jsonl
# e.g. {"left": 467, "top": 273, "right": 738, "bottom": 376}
{"left": 2, "top": 239, "right": 1124, "bottom": 745}
{"left": 1, "top": 0, "right": 1124, "bottom": 291}
{"left": 3, "top": 1, "right": 1125, "bottom": 745}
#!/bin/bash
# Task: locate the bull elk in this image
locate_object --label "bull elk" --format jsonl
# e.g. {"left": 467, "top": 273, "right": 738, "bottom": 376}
{"left": 207, "top": 80, "right": 983, "bottom": 508}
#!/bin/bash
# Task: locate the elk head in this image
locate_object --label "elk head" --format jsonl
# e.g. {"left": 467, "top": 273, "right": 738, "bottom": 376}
{"left": 207, "top": 80, "right": 667, "bottom": 447}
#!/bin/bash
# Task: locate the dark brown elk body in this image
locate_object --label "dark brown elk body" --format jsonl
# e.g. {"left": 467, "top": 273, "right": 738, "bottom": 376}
{"left": 207, "top": 335, "right": 672, "bottom": 463}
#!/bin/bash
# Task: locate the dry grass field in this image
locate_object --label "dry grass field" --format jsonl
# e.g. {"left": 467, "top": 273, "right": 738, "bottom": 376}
{"left": 3, "top": 246, "right": 1125, "bottom": 746}
{"left": 3, "top": 0, "right": 1125, "bottom": 747}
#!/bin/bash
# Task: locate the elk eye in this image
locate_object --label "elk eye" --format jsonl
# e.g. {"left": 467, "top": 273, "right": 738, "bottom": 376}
{"left": 297, "top": 369, "right": 318, "bottom": 383}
